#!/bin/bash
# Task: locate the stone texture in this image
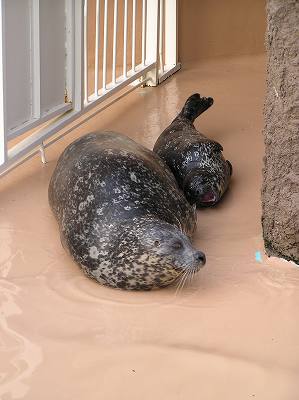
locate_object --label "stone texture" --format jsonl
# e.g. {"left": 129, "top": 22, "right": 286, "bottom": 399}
{"left": 262, "top": 0, "right": 299, "bottom": 263}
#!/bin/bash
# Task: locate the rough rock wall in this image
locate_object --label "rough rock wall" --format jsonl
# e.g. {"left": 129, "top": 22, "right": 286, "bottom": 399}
{"left": 262, "top": 0, "right": 299, "bottom": 264}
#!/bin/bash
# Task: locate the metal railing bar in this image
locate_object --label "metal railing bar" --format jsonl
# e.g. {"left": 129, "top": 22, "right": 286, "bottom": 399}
{"left": 5, "top": 62, "right": 155, "bottom": 166}
{"left": 31, "top": 0, "right": 41, "bottom": 118}
{"left": 123, "top": 0, "right": 128, "bottom": 77}
{"left": 94, "top": 0, "right": 100, "bottom": 96}
{"left": 7, "top": 102, "right": 73, "bottom": 141}
{"left": 86, "top": 61, "right": 155, "bottom": 104}
{"left": 83, "top": 0, "right": 89, "bottom": 102}
{"left": 102, "top": 0, "right": 108, "bottom": 90}
{"left": 0, "top": 76, "right": 151, "bottom": 178}
{"left": 142, "top": 0, "right": 147, "bottom": 65}
{"left": 112, "top": 0, "right": 118, "bottom": 84}
{"left": 159, "top": 0, "right": 164, "bottom": 73}
{"left": 132, "top": 0, "right": 136, "bottom": 71}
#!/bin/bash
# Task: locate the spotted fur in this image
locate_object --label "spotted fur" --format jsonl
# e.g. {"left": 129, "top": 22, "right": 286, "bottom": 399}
{"left": 49, "top": 132, "right": 206, "bottom": 290}
{"left": 153, "top": 93, "right": 233, "bottom": 207}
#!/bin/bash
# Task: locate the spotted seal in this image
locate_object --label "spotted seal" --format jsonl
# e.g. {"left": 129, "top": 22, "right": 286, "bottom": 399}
{"left": 48, "top": 132, "right": 206, "bottom": 290}
{"left": 153, "top": 93, "right": 233, "bottom": 207}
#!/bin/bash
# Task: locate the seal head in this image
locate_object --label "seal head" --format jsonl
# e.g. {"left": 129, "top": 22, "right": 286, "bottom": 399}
{"left": 86, "top": 218, "right": 205, "bottom": 290}
{"left": 183, "top": 160, "right": 232, "bottom": 207}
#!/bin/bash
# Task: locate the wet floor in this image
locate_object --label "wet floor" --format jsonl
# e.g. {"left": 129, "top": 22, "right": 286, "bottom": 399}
{"left": 1, "top": 54, "right": 298, "bottom": 400}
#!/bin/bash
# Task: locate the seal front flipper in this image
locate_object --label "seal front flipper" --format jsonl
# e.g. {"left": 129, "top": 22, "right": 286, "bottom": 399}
{"left": 208, "top": 140, "right": 223, "bottom": 154}
{"left": 178, "top": 93, "right": 214, "bottom": 123}
{"left": 226, "top": 160, "right": 233, "bottom": 176}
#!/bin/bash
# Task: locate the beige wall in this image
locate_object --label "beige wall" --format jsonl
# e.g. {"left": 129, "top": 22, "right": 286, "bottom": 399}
{"left": 178, "top": 0, "right": 266, "bottom": 62}
{"left": 87, "top": 0, "right": 266, "bottom": 74}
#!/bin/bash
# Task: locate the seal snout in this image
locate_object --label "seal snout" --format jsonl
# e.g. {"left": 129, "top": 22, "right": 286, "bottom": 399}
{"left": 194, "top": 250, "right": 206, "bottom": 268}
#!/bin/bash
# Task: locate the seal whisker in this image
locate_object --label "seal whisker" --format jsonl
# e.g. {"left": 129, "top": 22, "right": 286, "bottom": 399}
{"left": 175, "top": 268, "right": 190, "bottom": 295}
{"left": 181, "top": 269, "right": 192, "bottom": 291}
{"left": 190, "top": 267, "right": 196, "bottom": 286}
{"left": 186, "top": 268, "right": 195, "bottom": 289}
{"left": 187, "top": 267, "right": 194, "bottom": 287}
{"left": 192, "top": 268, "right": 196, "bottom": 281}
{"left": 178, "top": 274, "right": 188, "bottom": 294}
{"left": 175, "top": 271, "right": 185, "bottom": 292}
{"left": 175, "top": 270, "right": 188, "bottom": 295}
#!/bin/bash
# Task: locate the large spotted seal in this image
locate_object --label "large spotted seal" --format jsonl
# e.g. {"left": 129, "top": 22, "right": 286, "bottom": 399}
{"left": 154, "top": 93, "right": 233, "bottom": 207}
{"left": 49, "top": 132, "right": 206, "bottom": 290}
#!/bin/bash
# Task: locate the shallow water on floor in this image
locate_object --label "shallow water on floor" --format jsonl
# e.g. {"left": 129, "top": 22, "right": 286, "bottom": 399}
{"left": 1, "top": 55, "right": 298, "bottom": 400}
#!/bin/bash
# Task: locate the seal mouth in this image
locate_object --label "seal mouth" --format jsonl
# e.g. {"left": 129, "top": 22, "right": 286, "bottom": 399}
{"left": 199, "top": 191, "right": 217, "bottom": 205}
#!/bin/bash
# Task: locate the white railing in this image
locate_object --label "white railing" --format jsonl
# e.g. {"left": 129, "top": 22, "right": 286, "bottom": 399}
{"left": 0, "top": 0, "right": 180, "bottom": 177}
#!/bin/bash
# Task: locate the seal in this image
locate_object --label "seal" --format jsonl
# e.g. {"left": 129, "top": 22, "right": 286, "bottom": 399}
{"left": 48, "top": 132, "right": 206, "bottom": 290}
{"left": 153, "top": 93, "right": 233, "bottom": 207}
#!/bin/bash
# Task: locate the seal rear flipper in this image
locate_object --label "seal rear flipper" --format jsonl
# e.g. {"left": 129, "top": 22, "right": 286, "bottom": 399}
{"left": 210, "top": 140, "right": 223, "bottom": 153}
{"left": 179, "top": 93, "right": 214, "bottom": 123}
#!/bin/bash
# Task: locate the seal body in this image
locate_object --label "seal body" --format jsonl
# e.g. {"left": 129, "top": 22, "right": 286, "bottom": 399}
{"left": 49, "top": 132, "right": 205, "bottom": 290}
{"left": 153, "top": 94, "right": 232, "bottom": 207}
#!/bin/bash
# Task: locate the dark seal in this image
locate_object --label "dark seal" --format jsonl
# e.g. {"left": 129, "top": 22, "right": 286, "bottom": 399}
{"left": 153, "top": 93, "right": 233, "bottom": 207}
{"left": 48, "top": 132, "right": 206, "bottom": 290}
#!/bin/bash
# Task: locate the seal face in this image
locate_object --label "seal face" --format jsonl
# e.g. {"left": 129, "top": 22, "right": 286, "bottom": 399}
{"left": 153, "top": 93, "right": 233, "bottom": 208}
{"left": 48, "top": 132, "right": 206, "bottom": 290}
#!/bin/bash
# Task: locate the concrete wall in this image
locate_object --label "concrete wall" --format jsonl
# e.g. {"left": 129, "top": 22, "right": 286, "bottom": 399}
{"left": 262, "top": 0, "right": 299, "bottom": 264}
{"left": 178, "top": 0, "right": 266, "bottom": 62}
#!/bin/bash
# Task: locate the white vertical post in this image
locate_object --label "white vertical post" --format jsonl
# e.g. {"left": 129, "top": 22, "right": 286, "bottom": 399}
{"left": 65, "top": 0, "right": 73, "bottom": 103}
{"left": 164, "top": 0, "right": 177, "bottom": 68}
{"left": 102, "top": 0, "right": 108, "bottom": 90}
{"left": 123, "top": 0, "right": 128, "bottom": 77}
{"left": 132, "top": 0, "right": 136, "bottom": 72}
{"left": 74, "top": 0, "right": 84, "bottom": 111}
{"left": 145, "top": 0, "right": 160, "bottom": 86}
{"left": 83, "top": 0, "right": 88, "bottom": 102}
{"left": 141, "top": 0, "right": 146, "bottom": 65}
{"left": 94, "top": 0, "right": 100, "bottom": 96}
{"left": 159, "top": 0, "right": 164, "bottom": 73}
{"left": 112, "top": 0, "right": 118, "bottom": 84}
{"left": 31, "top": 0, "right": 41, "bottom": 118}
{"left": 39, "top": 142, "right": 46, "bottom": 164}
{"left": 0, "top": 0, "right": 7, "bottom": 166}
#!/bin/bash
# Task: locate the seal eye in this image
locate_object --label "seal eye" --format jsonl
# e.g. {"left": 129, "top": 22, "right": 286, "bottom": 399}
{"left": 172, "top": 241, "right": 183, "bottom": 250}
{"left": 154, "top": 240, "right": 160, "bottom": 247}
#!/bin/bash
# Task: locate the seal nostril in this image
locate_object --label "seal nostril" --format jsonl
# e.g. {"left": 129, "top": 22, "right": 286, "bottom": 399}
{"left": 195, "top": 251, "right": 206, "bottom": 265}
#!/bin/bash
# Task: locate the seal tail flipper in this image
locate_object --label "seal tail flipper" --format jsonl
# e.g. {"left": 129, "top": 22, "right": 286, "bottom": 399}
{"left": 178, "top": 93, "right": 214, "bottom": 123}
